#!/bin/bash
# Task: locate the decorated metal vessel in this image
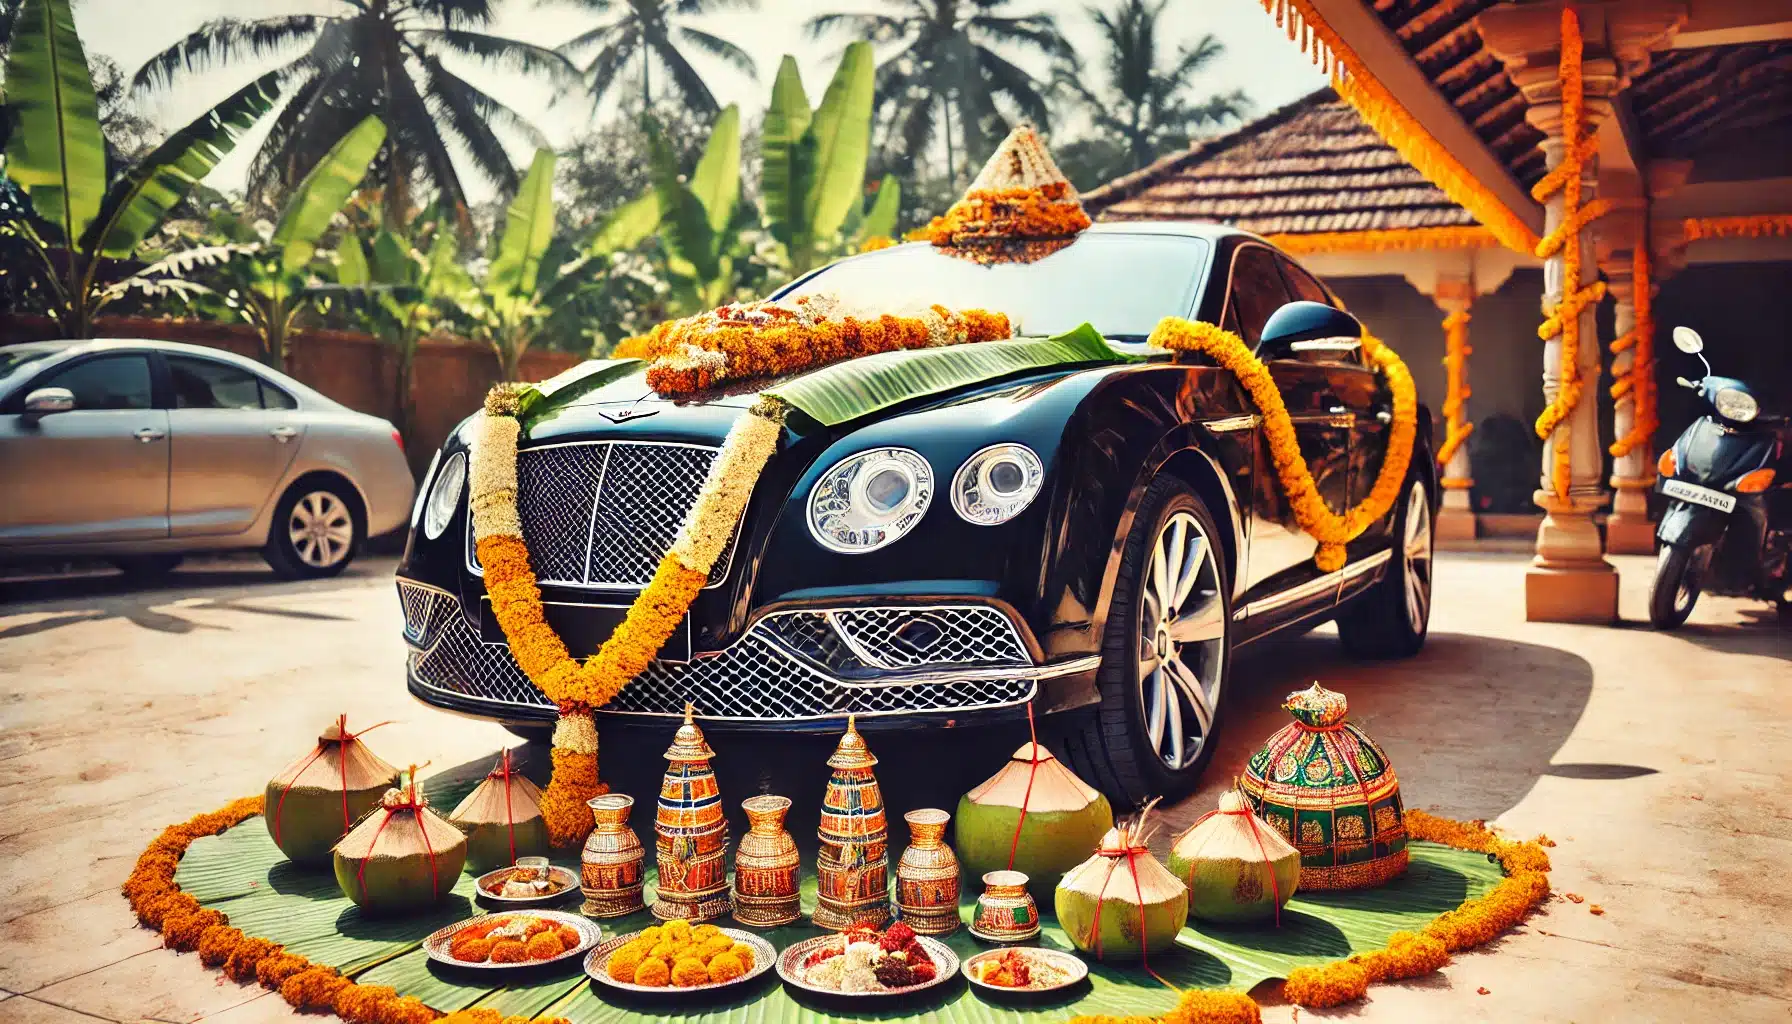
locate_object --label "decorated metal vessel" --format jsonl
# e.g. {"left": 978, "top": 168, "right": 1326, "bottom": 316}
{"left": 813, "top": 716, "right": 891, "bottom": 930}
{"left": 1237, "top": 683, "right": 1408, "bottom": 889}
{"left": 650, "top": 707, "right": 731, "bottom": 921}
{"left": 894, "top": 808, "right": 960, "bottom": 935}
{"left": 732, "top": 795, "right": 801, "bottom": 927}
{"left": 580, "top": 793, "right": 646, "bottom": 918}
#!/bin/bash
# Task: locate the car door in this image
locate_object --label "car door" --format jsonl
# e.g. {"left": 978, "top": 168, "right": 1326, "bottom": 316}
{"left": 1277, "top": 256, "right": 1398, "bottom": 564}
{"left": 0, "top": 352, "right": 170, "bottom": 544}
{"left": 163, "top": 354, "right": 307, "bottom": 537}
{"left": 1229, "top": 244, "right": 1353, "bottom": 629}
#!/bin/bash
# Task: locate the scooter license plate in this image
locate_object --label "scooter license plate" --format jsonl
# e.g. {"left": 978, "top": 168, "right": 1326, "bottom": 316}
{"left": 1661, "top": 478, "right": 1736, "bottom": 513}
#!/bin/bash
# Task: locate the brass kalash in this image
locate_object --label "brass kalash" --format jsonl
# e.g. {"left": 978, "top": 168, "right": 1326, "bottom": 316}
{"left": 649, "top": 706, "right": 732, "bottom": 922}
{"left": 813, "top": 716, "right": 892, "bottom": 930}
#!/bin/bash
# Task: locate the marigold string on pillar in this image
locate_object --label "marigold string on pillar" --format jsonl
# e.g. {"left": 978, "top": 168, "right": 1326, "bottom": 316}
{"left": 1682, "top": 213, "right": 1792, "bottom": 241}
{"left": 1530, "top": 6, "right": 1611, "bottom": 499}
{"left": 1147, "top": 318, "right": 1417, "bottom": 572}
{"left": 1436, "top": 308, "right": 1473, "bottom": 477}
{"left": 1609, "top": 215, "right": 1656, "bottom": 463}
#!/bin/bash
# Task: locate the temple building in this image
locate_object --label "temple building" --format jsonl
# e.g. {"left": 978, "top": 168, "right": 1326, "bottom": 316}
{"left": 1089, "top": 0, "right": 1792, "bottom": 624}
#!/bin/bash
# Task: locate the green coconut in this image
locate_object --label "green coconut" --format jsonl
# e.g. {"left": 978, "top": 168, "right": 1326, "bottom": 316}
{"left": 333, "top": 777, "right": 467, "bottom": 915}
{"left": 1054, "top": 810, "right": 1188, "bottom": 960}
{"left": 956, "top": 742, "right": 1113, "bottom": 900}
{"left": 448, "top": 751, "right": 550, "bottom": 873}
{"left": 1168, "top": 790, "right": 1301, "bottom": 923}
{"left": 265, "top": 717, "right": 398, "bottom": 866}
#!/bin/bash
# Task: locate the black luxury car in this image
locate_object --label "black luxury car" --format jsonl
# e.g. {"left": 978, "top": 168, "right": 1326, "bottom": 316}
{"left": 397, "top": 223, "right": 1437, "bottom": 802}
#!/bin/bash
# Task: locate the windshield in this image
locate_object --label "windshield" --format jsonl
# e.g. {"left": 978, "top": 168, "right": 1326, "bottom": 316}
{"left": 778, "top": 234, "right": 1210, "bottom": 340}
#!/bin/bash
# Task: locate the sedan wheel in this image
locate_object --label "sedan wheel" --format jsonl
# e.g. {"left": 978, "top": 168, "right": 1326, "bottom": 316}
{"left": 264, "top": 482, "right": 362, "bottom": 580}
{"left": 1053, "top": 475, "right": 1232, "bottom": 804}
{"left": 1136, "top": 511, "right": 1226, "bottom": 772}
{"left": 1338, "top": 474, "right": 1434, "bottom": 659}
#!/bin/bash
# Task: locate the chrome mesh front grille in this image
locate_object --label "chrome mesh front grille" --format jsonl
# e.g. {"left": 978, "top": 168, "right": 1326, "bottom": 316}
{"left": 398, "top": 580, "right": 1036, "bottom": 721}
{"left": 466, "top": 441, "right": 732, "bottom": 589}
{"left": 829, "top": 607, "right": 1030, "bottom": 668}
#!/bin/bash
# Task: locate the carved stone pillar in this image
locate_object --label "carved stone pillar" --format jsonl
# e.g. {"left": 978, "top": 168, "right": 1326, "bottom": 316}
{"left": 1433, "top": 275, "right": 1477, "bottom": 543}
{"left": 1596, "top": 203, "right": 1653, "bottom": 554}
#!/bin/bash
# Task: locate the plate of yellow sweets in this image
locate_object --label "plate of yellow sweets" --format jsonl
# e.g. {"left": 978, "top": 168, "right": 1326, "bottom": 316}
{"left": 584, "top": 919, "right": 776, "bottom": 993}
{"left": 424, "top": 911, "right": 602, "bottom": 971}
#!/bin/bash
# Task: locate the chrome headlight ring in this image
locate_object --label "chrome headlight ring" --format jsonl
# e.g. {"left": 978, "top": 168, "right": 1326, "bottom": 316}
{"left": 950, "top": 443, "right": 1045, "bottom": 525}
{"left": 807, "top": 447, "right": 934, "bottom": 553}
{"left": 422, "top": 451, "right": 466, "bottom": 540}
{"left": 1714, "top": 387, "right": 1758, "bottom": 423}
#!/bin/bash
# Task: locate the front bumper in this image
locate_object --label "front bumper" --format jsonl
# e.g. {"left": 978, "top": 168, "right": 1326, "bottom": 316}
{"left": 397, "top": 578, "right": 1098, "bottom": 732}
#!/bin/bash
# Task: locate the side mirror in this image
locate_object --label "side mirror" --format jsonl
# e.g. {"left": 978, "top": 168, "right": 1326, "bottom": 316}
{"left": 1671, "top": 326, "right": 1704, "bottom": 354}
{"left": 23, "top": 386, "right": 75, "bottom": 415}
{"left": 1257, "top": 301, "right": 1364, "bottom": 359}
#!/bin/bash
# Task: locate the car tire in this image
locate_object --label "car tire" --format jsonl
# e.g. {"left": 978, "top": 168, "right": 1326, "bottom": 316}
{"left": 1338, "top": 476, "right": 1435, "bottom": 659}
{"left": 263, "top": 481, "right": 362, "bottom": 580}
{"left": 110, "top": 554, "right": 183, "bottom": 578}
{"left": 1055, "top": 475, "right": 1233, "bottom": 806}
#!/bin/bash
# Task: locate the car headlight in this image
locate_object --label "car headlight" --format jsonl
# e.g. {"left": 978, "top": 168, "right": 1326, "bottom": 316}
{"left": 1714, "top": 387, "right": 1758, "bottom": 423}
{"left": 411, "top": 449, "right": 442, "bottom": 529}
{"left": 422, "top": 451, "right": 466, "bottom": 540}
{"left": 807, "top": 448, "right": 933, "bottom": 553}
{"left": 951, "top": 443, "right": 1045, "bottom": 525}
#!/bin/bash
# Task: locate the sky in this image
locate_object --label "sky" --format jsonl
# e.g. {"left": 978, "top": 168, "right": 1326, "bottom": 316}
{"left": 70, "top": 0, "right": 1327, "bottom": 202}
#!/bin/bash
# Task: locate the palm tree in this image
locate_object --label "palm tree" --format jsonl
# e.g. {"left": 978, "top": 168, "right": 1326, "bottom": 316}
{"left": 807, "top": 0, "right": 1072, "bottom": 186}
{"left": 129, "top": 0, "right": 579, "bottom": 221}
{"left": 557, "top": 0, "right": 758, "bottom": 115}
{"left": 1058, "top": 0, "right": 1247, "bottom": 174}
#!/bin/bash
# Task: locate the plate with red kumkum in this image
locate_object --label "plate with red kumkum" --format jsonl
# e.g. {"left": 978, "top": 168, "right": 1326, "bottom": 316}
{"left": 776, "top": 922, "right": 957, "bottom": 998}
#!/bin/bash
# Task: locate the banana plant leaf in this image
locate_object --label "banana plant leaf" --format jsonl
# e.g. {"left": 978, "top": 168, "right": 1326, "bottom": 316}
{"left": 272, "top": 116, "right": 386, "bottom": 274}
{"left": 647, "top": 120, "right": 719, "bottom": 284}
{"left": 88, "top": 70, "right": 283, "bottom": 257}
{"left": 3, "top": 0, "right": 106, "bottom": 245}
{"left": 687, "top": 106, "right": 741, "bottom": 236}
{"left": 516, "top": 358, "right": 644, "bottom": 419}
{"left": 487, "top": 149, "right": 557, "bottom": 316}
{"left": 764, "top": 323, "right": 1137, "bottom": 427}
{"left": 804, "top": 41, "right": 874, "bottom": 244}
{"left": 335, "top": 235, "right": 372, "bottom": 288}
{"left": 760, "top": 56, "right": 813, "bottom": 251}
{"left": 586, "top": 192, "right": 661, "bottom": 259}
{"left": 858, "top": 176, "right": 901, "bottom": 244}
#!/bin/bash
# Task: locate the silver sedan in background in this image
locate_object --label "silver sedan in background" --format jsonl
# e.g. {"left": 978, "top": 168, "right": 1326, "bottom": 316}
{"left": 0, "top": 339, "right": 415, "bottom": 578}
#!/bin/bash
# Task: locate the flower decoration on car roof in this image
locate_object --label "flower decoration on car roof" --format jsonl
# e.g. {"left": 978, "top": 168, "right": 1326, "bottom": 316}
{"left": 915, "top": 124, "right": 1092, "bottom": 265}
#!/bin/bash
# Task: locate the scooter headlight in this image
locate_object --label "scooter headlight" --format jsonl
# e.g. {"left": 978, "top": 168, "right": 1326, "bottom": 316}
{"left": 1714, "top": 387, "right": 1758, "bottom": 423}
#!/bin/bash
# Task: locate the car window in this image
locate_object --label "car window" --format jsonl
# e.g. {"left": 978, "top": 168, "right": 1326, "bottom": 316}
{"left": 1227, "top": 246, "right": 1292, "bottom": 347}
{"left": 40, "top": 354, "right": 153, "bottom": 410}
{"left": 260, "top": 381, "right": 298, "bottom": 410}
{"left": 169, "top": 356, "right": 265, "bottom": 409}
{"left": 1277, "top": 256, "right": 1332, "bottom": 306}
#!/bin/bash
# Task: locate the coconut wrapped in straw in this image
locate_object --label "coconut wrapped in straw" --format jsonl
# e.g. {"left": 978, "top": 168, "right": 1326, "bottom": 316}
{"left": 448, "top": 749, "right": 548, "bottom": 872}
{"left": 1169, "top": 790, "right": 1300, "bottom": 924}
{"left": 264, "top": 715, "right": 399, "bottom": 866}
{"left": 333, "top": 769, "right": 467, "bottom": 915}
{"left": 1055, "top": 801, "right": 1188, "bottom": 960}
{"left": 957, "top": 742, "right": 1112, "bottom": 900}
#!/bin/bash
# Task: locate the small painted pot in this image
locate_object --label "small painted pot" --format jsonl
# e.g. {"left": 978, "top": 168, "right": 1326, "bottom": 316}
{"left": 580, "top": 794, "right": 646, "bottom": 918}
{"left": 970, "top": 869, "right": 1041, "bottom": 943}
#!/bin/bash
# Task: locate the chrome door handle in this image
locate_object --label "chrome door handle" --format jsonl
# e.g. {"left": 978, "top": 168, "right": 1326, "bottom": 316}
{"left": 134, "top": 427, "right": 166, "bottom": 443}
{"left": 269, "top": 426, "right": 298, "bottom": 443}
{"left": 1376, "top": 410, "right": 1393, "bottom": 424}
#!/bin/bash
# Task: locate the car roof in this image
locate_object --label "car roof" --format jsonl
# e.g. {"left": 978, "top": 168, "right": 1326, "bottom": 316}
{"left": 1083, "top": 220, "right": 1265, "bottom": 244}
{"left": 0, "top": 337, "right": 342, "bottom": 408}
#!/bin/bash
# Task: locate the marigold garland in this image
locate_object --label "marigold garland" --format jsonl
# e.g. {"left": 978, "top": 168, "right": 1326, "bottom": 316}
{"left": 858, "top": 234, "right": 896, "bottom": 252}
{"left": 1436, "top": 308, "right": 1474, "bottom": 474}
{"left": 1530, "top": 7, "right": 1611, "bottom": 499}
{"left": 1257, "top": 0, "right": 1540, "bottom": 256}
{"left": 920, "top": 181, "right": 1093, "bottom": 252}
{"left": 1147, "top": 318, "right": 1417, "bottom": 572}
{"left": 1609, "top": 217, "right": 1656, "bottom": 461}
{"left": 1266, "top": 226, "right": 1502, "bottom": 256}
{"left": 1682, "top": 213, "right": 1792, "bottom": 241}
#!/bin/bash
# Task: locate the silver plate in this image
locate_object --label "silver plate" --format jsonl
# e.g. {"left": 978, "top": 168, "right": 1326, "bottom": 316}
{"left": 962, "top": 947, "right": 1090, "bottom": 994}
{"left": 422, "top": 910, "right": 601, "bottom": 971}
{"left": 583, "top": 927, "right": 776, "bottom": 993}
{"left": 776, "top": 934, "right": 959, "bottom": 998}
{"left": 473, "top": 865, "right": 582, "bottom": 907}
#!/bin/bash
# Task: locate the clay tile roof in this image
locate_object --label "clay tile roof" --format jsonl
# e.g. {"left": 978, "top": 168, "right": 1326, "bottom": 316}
{"left": 1082, "top": 88, "right": 1477, "bottom": 235}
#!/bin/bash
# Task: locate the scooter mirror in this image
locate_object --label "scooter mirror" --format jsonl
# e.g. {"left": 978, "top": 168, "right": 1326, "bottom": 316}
{"left": 1672, "top": 326, "right": 1704, "bottom": 354}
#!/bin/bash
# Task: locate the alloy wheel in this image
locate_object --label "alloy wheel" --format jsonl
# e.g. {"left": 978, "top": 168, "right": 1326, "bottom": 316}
{"left": 1136, "top": 511, "right": 1226, "bottom": 771}
{"left": 288, "top": 491, "right": 354, "bottom": 569}
{"left": 1403, "top": 480, "right": 1433, "bottom": 628}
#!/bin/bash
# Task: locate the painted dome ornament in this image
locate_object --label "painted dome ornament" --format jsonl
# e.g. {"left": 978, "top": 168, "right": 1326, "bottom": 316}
{"left": 919, "top": 123, "right": 1092, "bottom": 265}
{"left": 956, "top": 742, "right": 1113, "bottom": 900}
{"left": 1237, "top": 683, "right": 1408, "bottom": 890}
{"left": 265, "top": 715, "right": 398, "bottom": 866}
{"left": 650, "top": 706, "right": 732, "bottom": 922}
{"left": 332, "top": 768, "right": 468, "bottom": 915}
{"left": 447, "top": 748, "right": 549, "bottom": 873}
{"left": 814, "top": 716, "right": 892, "bottom": 931}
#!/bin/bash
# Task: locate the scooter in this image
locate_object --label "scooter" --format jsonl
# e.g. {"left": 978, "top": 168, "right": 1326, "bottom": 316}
{"left": 1648, "top": 326, "right": 1791, "bottom": 628}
